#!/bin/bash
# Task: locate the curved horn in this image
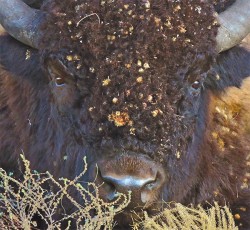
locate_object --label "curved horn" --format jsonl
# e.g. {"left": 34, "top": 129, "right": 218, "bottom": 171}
{"left": 0, "top": 0, "right": 46, "bottom": 49}
{"left": 216, "top": 0, "right": 250, "bottom": 53}
{"left": 0, "top": 24, "right": 5, "bottom": 33}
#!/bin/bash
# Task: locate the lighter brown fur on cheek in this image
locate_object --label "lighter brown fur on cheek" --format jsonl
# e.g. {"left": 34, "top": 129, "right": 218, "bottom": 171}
{"left": 208, "top": 76, "right": 250, "bottom": 183}
{"left": 210, "top": 77, "right": 250, "bottom": 142}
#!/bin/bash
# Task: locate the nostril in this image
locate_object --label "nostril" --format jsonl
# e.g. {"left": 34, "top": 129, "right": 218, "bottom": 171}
{"left": 103, "top": 181, "right": 119, "bottom": 201}
{"left": 99, "top": 172, "right": 119, "bottom": 201}
{"left": 103, "top": 179, "right": 115, "bottom": 192}
{"left": 144, "top": 180, "right": 156, "bottom": 190}
{"left": 144, "top": 171, "right": 163, "bottom": 190}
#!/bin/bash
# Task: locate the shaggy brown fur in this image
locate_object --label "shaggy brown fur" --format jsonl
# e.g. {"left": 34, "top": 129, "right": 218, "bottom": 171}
{"left": 0, "top": 0, "right": 250, "bottom": 229}
{"left": 40, "top": 0, "right": 218, "bottom": 160}
{"left": 200, "top": 77, "right": 250, "bottom": 229}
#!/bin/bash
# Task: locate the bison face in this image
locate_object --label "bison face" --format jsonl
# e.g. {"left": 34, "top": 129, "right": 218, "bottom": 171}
{"left": 41, "top": 49, "right": 211, "bottom": 216}
{"left": 34, "top": 0, "right": 219, "bottom": 221}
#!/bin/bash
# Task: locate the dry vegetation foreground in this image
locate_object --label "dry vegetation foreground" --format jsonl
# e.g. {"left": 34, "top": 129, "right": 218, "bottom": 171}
{"left": 0, "top": 156, "right": 237, "bottom": 230}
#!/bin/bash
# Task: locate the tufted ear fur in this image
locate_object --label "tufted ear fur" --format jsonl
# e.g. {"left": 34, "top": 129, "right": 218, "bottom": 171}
{"left": 213, "top": 0, "right": 236, "bottom": 13}
{"left": 205, "top": 42, "right": 250, "bottom": 91}
{"left": 0, "top": 35, "right": 47, "bottom": 86}
{"left": 22, "top": 0, "right": 44, "bottom": 8}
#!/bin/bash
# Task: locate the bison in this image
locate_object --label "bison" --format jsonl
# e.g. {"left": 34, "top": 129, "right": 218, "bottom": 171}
{"left": 0, "top": 0, "right": 250, "bottom": 229}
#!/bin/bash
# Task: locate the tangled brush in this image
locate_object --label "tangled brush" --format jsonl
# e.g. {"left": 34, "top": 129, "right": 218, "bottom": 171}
{"left": 0, "top": 156, "right": 237, "bottom": 230}
{"left": 0, "top": 155, "right": 130, "bottom": 230}
{"left": 134, "top": 203, "right": 237, "bottom": 230}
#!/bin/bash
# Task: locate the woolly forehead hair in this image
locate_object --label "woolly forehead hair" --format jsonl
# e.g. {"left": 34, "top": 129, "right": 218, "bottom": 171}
{"left": 40, "top": 0, "right": 217, "bottom": 154}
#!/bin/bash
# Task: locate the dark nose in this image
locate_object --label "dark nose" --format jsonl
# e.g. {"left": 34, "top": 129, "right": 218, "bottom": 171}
{"left": 97, "top": 155, "right": 166, "bottom": 207}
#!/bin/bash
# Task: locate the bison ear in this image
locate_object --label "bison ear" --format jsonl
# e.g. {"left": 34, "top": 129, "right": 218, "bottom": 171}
{"left": 46, "top": 58, "right": 75, "bottom": 87}
{"left": 22, "top": 0, "right": 44, "bottom": 9}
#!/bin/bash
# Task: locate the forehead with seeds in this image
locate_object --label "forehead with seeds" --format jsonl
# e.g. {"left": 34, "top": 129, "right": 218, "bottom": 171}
{"left": 41, "top": 0, "right": 218, "bottom": 155}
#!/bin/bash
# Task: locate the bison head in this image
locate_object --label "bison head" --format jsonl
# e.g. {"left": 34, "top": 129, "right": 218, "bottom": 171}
{"left": 39, "top": 0, "right": 218, "bottom": 208}
{"left": 1, "top": 0, "right": 250, "bottom": 227}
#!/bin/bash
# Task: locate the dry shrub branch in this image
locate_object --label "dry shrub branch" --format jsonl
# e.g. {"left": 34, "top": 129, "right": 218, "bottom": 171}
{"left": 0, "top": 156, "right": 237, "bottom": 230}
{"left": 0, "top": 155, "right": 130, "bottom": 229}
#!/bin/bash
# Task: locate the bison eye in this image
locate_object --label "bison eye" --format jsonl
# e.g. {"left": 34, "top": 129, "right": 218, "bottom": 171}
{"left": 46, "top": 58, "right": 74, "bottom": 86}
{"left": 55, "top": 77, "right": 65, "bottom": 86}
{"left": 191, "top": 80, "right": 200, "bottom": 90}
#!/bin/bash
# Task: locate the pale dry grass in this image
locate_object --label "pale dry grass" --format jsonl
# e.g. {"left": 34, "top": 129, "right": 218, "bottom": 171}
{"left": 0, "top": 155, "right": 130, "bottom": 230}
{"left": 133, "top": 203, "right": 237, "bottom": 230}
{"left": 0, "top": 155, "right": 238, "bottom": 230}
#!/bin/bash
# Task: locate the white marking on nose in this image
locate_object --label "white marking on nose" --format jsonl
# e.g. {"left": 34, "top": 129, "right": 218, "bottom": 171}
{"left": 103, "top": 175, "right": 155, "bottom": 188}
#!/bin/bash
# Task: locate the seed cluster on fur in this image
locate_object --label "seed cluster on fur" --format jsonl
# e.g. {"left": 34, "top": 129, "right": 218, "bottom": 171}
{"left": 212, "top": 103, "right": 240, "bottom": 151}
